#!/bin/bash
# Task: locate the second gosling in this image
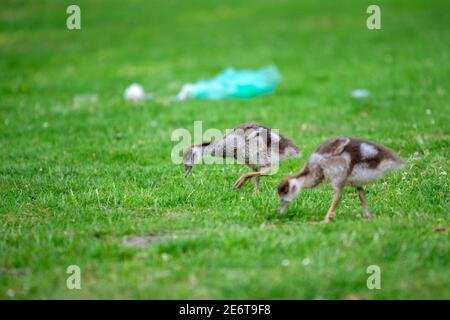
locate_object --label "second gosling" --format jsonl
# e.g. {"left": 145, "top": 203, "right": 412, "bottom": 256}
{"left": 278, "top": 137, "right": 404, "bottom": 222}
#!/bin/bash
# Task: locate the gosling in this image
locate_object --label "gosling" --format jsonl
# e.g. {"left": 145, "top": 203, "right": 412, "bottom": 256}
{"left": 183, "top": 123, "right": 300, "bottom": 191}
{"left": 278, "top": 137, "right": 404, "bottom": 222}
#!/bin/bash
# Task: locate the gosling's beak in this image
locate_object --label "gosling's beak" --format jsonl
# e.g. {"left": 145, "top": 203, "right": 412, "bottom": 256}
{"left": 184, "top": 165, "right": 192, "bottom": 177}
{"left": 279, "top": 200, "right": 289, "bottom": 215}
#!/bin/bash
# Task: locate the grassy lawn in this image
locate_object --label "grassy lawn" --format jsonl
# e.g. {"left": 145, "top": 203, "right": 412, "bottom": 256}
{"left": 0, "top": 0, "right": 449, "bottom": 299}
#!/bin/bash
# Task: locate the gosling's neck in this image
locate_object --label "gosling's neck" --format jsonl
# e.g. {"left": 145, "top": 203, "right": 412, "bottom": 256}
{"left": 295, "top": 165, "right": 323, "bottom": 189}
{"left": 200, "top": 143, "right": 215, "bottom": 157}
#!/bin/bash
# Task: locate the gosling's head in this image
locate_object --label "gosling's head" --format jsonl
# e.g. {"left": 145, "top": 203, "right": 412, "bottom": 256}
{"left": 277, "top": 176, "right": 302, "bottom": 214}
{"left": 182, "top": 145, "right": 203, "bottom": 177}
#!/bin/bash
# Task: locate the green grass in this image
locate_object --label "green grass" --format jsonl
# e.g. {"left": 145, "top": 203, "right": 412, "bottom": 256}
{"left": 0, "top": 0, "right": 449, "bottom": 299}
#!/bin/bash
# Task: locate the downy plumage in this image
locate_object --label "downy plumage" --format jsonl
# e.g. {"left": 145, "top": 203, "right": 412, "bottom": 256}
{"left": 183, "top": 123, "right": 300, "bottom": 191}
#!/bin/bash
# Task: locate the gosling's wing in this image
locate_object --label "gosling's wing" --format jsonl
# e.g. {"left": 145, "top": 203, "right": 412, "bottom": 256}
{"left": 315, "top": 137, "right": 351, "bottom": 157}
{"left": 317, "top": 137, "right": 403, "bottom": 170}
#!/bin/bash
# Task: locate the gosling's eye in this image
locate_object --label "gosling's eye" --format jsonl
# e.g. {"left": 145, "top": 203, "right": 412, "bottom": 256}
{"left": 279, "top": 183, "right": 289, "bottom": 195}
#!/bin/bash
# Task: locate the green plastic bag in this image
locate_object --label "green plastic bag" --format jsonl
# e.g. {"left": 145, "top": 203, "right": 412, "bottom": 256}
{"left": 178, "top": 65, "right": 282, "bottom": 100}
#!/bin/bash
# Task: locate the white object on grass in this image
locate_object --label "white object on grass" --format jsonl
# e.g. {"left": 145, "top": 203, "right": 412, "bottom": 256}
{"left": 124, "top": 83, "right": 145, "bottom": 101}
{"left": 351, "top": 89, "right": 370, "bottom": 98}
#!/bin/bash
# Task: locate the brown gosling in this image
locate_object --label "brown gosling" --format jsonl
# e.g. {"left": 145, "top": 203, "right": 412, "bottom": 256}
{"left": 277, "top": 137, "right": 404, "bottom": 222}
{"left": 183, "top": 123, "right": 300, "bottom": 192}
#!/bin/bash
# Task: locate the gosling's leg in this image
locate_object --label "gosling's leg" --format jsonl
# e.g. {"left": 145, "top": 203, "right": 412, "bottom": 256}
{"left": 233, "top": 171, "right": 260, "bottom": 190}
{"left": 253, "top": 174, "right": 260, "bottom": 193}
{"left": 357, "top": 187, "right": 372, "bottom": 219}
{"left": 233, "top": 167, "right": 271, "bottom": 191}
{"left": 253, "top": 167, "right": 272, "bottom": 192}
{"left": 323, "top": 187, "right": 344, "bottom": 223}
